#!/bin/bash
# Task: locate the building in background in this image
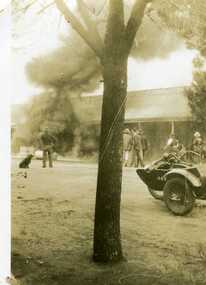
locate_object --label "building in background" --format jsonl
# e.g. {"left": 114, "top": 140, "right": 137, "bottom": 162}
{"left": 71, "top": 86, "right": 193, "bottom": 160}
{"left": 12, "top": 87, "right": 193, "bottom": 159}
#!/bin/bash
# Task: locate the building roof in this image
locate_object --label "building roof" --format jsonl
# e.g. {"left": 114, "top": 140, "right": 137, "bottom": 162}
{"left": 70, "top": 86, "right": 192, "bottom": 123}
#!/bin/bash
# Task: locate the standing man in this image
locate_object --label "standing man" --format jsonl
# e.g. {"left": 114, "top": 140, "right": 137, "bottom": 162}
{"left": 39, "top": 127, "right": 56, "bottom": 168}
{"left": 130, "top": 127, "right": 137, "bottom": 167}
{"left": 123, "top": 128, "right": 133, "bottom": 167}
{"left": 133, "top": 129, "right": 144, "bottom": 168}
{"left": 191, "top": 131, "right": 203, "bottom": 162}
{"left": 139, "top": 129, "right": 149, "bottom": 163}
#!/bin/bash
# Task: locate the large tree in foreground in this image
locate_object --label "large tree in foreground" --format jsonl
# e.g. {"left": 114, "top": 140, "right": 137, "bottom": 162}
{"left": 54, "top": 0, "right": 152, "bottom": 262}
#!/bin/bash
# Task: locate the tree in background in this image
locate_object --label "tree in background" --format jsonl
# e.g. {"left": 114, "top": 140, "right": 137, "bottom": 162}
{"left": 186, "top": 56, "right": 206, "bottom": 134}
{"left": 156, "top": 0, "right": 206, "bottom": 136}
{"left": 155, "top": 0, "right": 206, "bottom": 55}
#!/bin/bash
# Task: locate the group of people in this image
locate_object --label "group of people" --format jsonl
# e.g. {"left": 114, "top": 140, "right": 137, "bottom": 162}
{"left": 123, "top": 128, "right": 149, "bottom": 167}
{"left": 164, "top": 131, "right": 205, "bottom": 162}
{"left": 36, "top": 127, "right": 206, "bottom": 169}
{"left": 123, "top": 127, "right": 206, "bottom": 168}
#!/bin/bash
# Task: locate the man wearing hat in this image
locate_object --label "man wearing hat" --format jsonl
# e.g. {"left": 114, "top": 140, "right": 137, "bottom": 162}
{"left": 192, "top": 131, "right": 203, "bottom": 162}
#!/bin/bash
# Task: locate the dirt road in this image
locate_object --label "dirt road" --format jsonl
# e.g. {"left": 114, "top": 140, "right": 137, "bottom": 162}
{"left": 12, "top": 159, "right": 206, "bottom": 285}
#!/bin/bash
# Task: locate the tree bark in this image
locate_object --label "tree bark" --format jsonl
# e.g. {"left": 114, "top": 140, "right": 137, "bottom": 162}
{"left": 93, "top": 54, "right": 128, "bottom": 262}
{"left": 93, "top": 0, "right": 127, "bottom": 263}
{"left": 124, "top": 0, "right": 152, "bottom": 55}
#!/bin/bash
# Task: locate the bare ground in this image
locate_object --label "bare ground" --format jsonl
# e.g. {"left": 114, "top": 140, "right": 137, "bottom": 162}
{"left": 12, "top": 159, "right": 206, "bottom": 285}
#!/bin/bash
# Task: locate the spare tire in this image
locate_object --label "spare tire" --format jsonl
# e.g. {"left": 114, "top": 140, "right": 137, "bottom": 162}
{"left": 163, "top": 177, "right": 195, "bottom": 215}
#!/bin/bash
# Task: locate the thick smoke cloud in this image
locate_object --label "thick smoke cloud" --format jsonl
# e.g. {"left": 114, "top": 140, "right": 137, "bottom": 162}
{"left": 26, "top": 31, "right": 102, "bottom": 93}
{"left": 26, "top": 0, "right": 182, "bottom": 94}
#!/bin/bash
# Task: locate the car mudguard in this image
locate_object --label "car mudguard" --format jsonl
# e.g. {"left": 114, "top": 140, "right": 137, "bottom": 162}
{"left": 164, "top": 169, "right": 202, "bottom": 187}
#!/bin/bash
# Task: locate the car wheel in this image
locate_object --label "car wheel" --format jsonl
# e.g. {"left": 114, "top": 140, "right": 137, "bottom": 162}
{"left": 148, "top": 187, "right": 163, "bottom": 200}
{"left": 163, "top": 177, "right": 195, "bottom": 216}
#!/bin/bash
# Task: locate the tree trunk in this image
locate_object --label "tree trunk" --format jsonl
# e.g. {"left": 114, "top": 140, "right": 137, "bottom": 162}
{"left": 93, "top": 55, "right": 127, "bottom": 262}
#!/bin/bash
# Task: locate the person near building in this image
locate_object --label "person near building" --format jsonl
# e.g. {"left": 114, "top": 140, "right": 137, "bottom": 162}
{"left": 139, "top": 129, "right": 149, "bottom": 162}
{"left": 191, "top": 131, "right": 203, "bottom": 162}
{"left": 39, "top": 127, "right": 56, "bottom": 168}
{"left": 123, "top": 128, "right": 133, "bottom": 167}
{"left": 133, "top": 129, "right": 144, "bottom": 167}
{"left": 130, "top": 127, "right": 138, "bottom": 167}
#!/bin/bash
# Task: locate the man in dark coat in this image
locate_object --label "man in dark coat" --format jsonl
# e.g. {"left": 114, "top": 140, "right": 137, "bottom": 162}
{"left": 39, "top": 127, "right": 56, "bottom": 168}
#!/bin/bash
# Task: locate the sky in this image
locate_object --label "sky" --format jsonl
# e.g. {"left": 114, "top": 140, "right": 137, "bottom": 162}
{"left": 11, "top": 0, "right": 198, "bottom": 104}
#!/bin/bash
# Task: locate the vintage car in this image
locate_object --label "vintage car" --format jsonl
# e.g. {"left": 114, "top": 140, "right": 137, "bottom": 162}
{"left": 136, "top": 152, "right": 206, "bottom": 215}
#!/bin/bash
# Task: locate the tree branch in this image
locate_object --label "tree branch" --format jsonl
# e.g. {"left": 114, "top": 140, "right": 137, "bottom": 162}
{"left": 37, "top": 1, "right": 55, "bottom": 15}
{"left": 124, "top": 0, "right": 153, "bottom": 55}
{"left": 54, "top": 0, "right": 103, "bottom": 59}
{"left": 76, "top": 0, "right": 104, "bottom": 52}
{"left": 104, "top": 0, "right": 125, "bottom": 58}
{"left": 13, "top": 0, "right": 37, "bottom": 14}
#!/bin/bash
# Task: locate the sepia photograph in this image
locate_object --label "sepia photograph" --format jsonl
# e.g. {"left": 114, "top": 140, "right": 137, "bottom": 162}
{"left": 6, "top": 0, "right": 206, "bottom": 284}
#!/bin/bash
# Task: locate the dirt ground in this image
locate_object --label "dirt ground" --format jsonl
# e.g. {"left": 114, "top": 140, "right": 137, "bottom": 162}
{"left": 12, "top": 159, "right": 206, "bottom": 285}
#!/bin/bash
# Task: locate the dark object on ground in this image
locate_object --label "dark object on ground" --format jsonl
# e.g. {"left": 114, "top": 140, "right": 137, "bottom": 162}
{"left": 19, "top": 154, "right": 34, "bottom": 169}
{"left": 136, "top": 151, "right": 206, "bottom": 215}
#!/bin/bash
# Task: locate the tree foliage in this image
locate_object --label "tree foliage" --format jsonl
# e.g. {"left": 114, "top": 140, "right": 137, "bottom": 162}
{"left": 155, "top": 0, "right": 206, "bottom": 56}
{"left": 186, "top": 67, "right": 206, "bottom": 134}
{"left": 155, "top": 0, "right": 206, "bottom": 135}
